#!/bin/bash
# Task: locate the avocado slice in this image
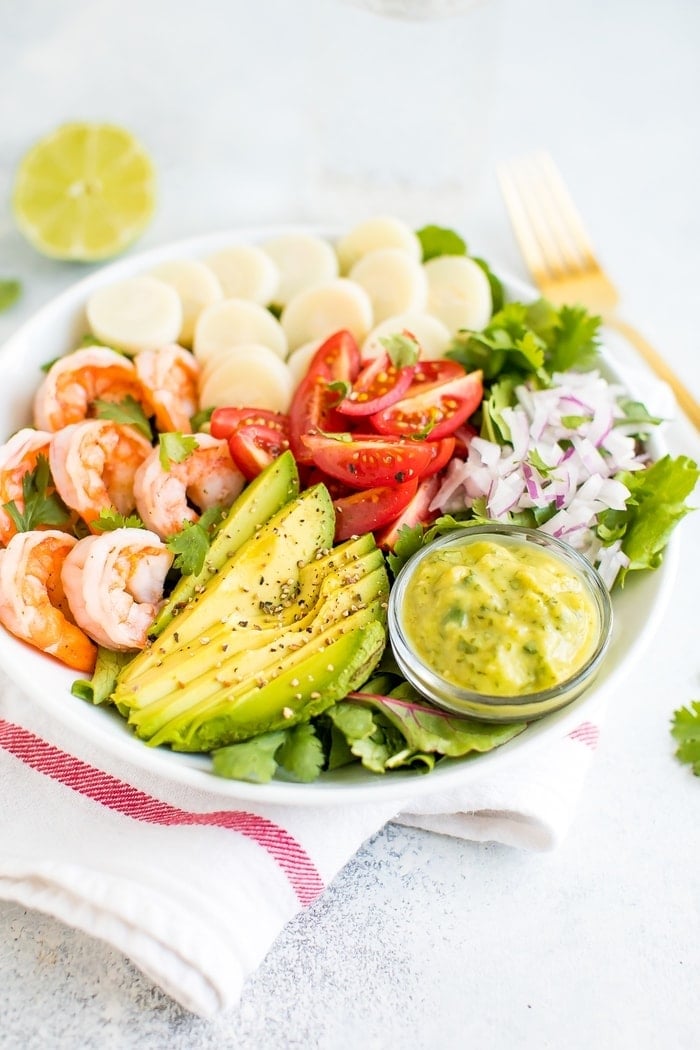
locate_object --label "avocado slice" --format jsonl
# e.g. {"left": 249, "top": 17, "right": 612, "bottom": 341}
{"left": 149, "top": 608, "right": 387, "bottom": 751}
{"left": 119, "top": 482, "right": 336, "bottom": 684}
{"left": 150, "top": 449, "right": 299, "bottom": 637}
{"left": 123, "top": 559, "right": 388, "bottom": 733}
{"left": 120, "top": 537, "right": 383, "bottom": 707}
{"left": 114, "top": 479, "right": 390, "bottom": 752}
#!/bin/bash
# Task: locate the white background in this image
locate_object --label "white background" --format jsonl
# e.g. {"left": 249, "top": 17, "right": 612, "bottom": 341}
{"left": 1, "top": 0, "right": 699, "bottom": 1046}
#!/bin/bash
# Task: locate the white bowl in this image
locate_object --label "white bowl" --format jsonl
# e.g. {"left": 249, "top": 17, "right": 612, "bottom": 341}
{"left": 0, "top": 227, "right": 679, "bottom": 805}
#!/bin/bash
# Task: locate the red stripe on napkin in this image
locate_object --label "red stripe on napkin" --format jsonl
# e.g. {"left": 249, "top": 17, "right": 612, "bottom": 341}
{"left": 567, "top": 722, "right": 599, "bottom": 749}
{"left": 0, "top": 720, "right": 325, "bottom": 906}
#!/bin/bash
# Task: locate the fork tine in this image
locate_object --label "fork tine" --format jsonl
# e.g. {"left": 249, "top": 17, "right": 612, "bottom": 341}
{"left": 532, "top": 152, "right": 600, "bottom": 271}
{"left": 496, "top": 162, "right": 552, "bottom": 285}
{"left": 499, "top": 153, "right": 603, "bottom": 282}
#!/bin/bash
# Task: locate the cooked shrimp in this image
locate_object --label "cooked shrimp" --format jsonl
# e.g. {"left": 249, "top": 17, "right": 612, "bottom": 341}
{"left": 0, "top": 428, "right": 53, "bottom": 545}
{"left": 50, "top": 420, "right": 153, "bottom": 529}
{"left": 0, "top": 530, "right": 97, "bottom": 672}
{"left": 134, "top": 344, "right": 200, "bottom": 433}
{"left": 61, "top": 528, "right": 173, "bottom": 651}
{"left": 33, "top": 346, "right": 145, "bottom": 432}
{"left": 133, "top": 433, "right": 245, "bottom": 539}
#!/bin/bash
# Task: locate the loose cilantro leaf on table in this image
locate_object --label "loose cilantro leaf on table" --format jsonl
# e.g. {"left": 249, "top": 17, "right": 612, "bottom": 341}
{"left": 2, "top": 455, "right": 70, "bottom": 532}
{"left": 0, "top": 279, "right": 21, "bottom": 312}
{"left": 671, "top": 701, "right": 700, "bottom": 775}
{"left": 93, "top": 395, "right": 153, "bottom": 440}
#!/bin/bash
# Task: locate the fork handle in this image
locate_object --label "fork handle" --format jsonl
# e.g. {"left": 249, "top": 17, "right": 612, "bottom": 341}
{"left": 606, "top": 316, "right": 700, "bottom": 432}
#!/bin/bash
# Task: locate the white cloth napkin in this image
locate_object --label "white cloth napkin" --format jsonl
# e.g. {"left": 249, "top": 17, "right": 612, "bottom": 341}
{"left": 0, "top": 666, "right": 601, "bottom": 1018}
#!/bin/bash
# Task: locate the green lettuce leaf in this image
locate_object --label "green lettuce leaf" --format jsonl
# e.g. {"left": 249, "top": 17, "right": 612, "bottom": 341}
{"left": 416, "top": 224, "right": 467, "bottom": 261}
{"left": 71, "top": 646, "right": 133, "bottom": 712}
{"left": 615, "top": 455, "right": 699, "bottom": 582}
{"left": 347, "top": 687, "right": 525, "bottom": 757}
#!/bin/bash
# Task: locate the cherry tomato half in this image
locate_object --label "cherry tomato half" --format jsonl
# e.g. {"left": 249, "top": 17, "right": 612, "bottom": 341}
{"left": 227, "top": 422, "right": 290, "bottom": 480}
{"left": 420, "top": 436, "right": 456, "bottom": 478}
{"left": 289, "top": 330, "right": 361, "bottom": 464}
{"left": 333, "top": 478, "right": 419, "bottom": 542}
{"left": 336, "top": 351, "right": 415, "bottom": 417}
{"left": 211, "top": 398, "right": 291, "bottom": 436}
{"left": 374, "top": 475, "right": 440, "bottom": 550}
{"left": 302, "top": 432, "right": 435, "bottom": 490}
{"left": 370, "top": 370, "right": 483, "bottom": 441}
{"left": 210, "top": 406, "right": 289, "bottom": 439}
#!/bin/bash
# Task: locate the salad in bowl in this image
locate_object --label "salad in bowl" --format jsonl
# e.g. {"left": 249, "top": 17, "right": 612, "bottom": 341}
{"left": 0, "top": 215, "right": 695, "bottom": 795}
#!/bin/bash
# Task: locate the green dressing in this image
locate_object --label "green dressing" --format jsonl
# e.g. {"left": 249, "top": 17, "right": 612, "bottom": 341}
{"left": 401, "top": 538, "right": 600, "bottom": 697}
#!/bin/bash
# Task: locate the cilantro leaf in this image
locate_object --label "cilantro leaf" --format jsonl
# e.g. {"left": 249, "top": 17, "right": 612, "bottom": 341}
{"left": 379, "top": 332, "right": 420, "bottom": 367}
{"left": 2, "top": 455, "right": 70, "bottom": 532}
{"left": 447, "top": 298, "right": 601, "bottom": 383}
{"left": 212, "top": 723, "right": 326, "bottom": 784}
{"left": 481, "top": 375, "right": 519, "bottom": 443}
{"left": 547, "top": 304, "right": 601, "bottom": 373}
{"left": 165, "top": 507, "right": 225, "bottom": 577}
{"left": 93, "top": 395, "right": 153, "bottom": 440}
{"left": 159, "top": 431, "right": 198, "bottom": 470}
{"left": 616, "top": 398, "right": 664, "bottom": 432}
{"left": 671, "top": 701, "right": 700, "bottom": 775}
{"left": 416, "top": 225, "right": 467, "bottom": 262}
{"left": 92, "top": 508, "right": 145, "bottom": 532}
{"left": 167, "top": 522, "right": 213, "bottom": 577}
{"left": 276, "top": 723, "right": 325, "bottom": 782}
{"left": 386, "top": 522, "right": 426, "bottom": 577}
{"left": 212, "top": 730, "right": 288, "bottom": 783}
{"left": 0, "top": 279, "right": 21, "bottom": 313}
{"left": 190, "top": 406, "right": 214, "bottom": 431}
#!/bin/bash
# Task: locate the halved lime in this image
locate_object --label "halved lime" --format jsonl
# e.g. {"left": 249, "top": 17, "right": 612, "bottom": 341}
{"left": 13, "top": 122, "right": 156, "bottom": 262}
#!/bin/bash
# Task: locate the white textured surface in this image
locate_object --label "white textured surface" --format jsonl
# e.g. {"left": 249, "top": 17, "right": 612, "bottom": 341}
{"left": 1, "top": 0, "right": 699, "bottom": 1046}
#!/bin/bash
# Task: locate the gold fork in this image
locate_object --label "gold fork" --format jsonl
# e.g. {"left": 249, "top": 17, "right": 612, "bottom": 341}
{"left": 497, "top": 152, "right": 700, "bottom": 431}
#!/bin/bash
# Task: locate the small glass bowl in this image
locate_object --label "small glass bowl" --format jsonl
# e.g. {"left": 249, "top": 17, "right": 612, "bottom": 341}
{"left": 387, "top": 523, "right": 613, "bottom": 723}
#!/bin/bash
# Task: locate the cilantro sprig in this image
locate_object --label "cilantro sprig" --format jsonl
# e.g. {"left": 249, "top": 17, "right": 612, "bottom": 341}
{"left": 448, "top": 299, "right": 601, "bottom": 382}
{"left": 158, "top": 431, "right": 198, "bottom": 470}
{"left": 2, "top": 455, "right": 70, "bottom": 532}
{"left": 671, "top": 701, "right": 700, "bottom": 775}
{"left": 166, "top": 506, "right": 226, "bottom": 577}
{"left": 93, "top": 395, "right": 153, "bottom": 440}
